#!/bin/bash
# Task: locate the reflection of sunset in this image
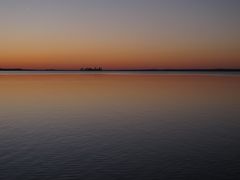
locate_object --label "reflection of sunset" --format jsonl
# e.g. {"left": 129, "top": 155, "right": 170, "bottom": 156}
{"left": 0, "top": 73, "right": 240, "bottom": 179}
{"left": 1, "top": 74, "right": 239, "bottom": 106}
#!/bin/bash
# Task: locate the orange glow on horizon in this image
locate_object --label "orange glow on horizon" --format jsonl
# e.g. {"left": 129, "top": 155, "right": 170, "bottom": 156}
{"left": 0, "top": 1, "right": 239, "bottom": 69}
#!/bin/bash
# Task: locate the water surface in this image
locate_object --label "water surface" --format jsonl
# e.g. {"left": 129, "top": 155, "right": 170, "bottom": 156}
{"left": 0, "top": 72, "right": 240, "bottom": 179}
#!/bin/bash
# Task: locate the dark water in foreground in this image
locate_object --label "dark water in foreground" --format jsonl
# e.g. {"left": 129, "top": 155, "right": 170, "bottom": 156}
{"left": 0, "top": 72, "right": 240, "bottom": 180}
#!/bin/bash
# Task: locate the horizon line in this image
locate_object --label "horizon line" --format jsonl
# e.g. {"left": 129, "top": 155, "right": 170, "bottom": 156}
{"left": 0, "top": 68, "right": 240, "bottom": 72}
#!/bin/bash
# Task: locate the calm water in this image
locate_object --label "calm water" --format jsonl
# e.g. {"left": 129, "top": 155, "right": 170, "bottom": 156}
{"left": 0, "top": 72, "right": 240, "bottom": 180}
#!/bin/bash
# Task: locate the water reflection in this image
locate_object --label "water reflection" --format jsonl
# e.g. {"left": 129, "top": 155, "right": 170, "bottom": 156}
{"left": 0, "top": 73, "right": 240, "bottom": 179}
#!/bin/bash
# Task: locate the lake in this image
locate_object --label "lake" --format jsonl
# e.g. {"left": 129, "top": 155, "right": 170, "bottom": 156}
{"left": 0, "top": 72, "right": 240, "bottom": 179}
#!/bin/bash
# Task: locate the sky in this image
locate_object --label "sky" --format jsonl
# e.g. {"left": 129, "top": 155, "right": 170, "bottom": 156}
{"left": 0, "top": 0, "right": 240, "bottom": 69}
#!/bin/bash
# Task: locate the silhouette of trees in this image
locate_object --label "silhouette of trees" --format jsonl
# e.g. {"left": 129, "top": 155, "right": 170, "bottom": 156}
{"left": 80, "top": 67, "right": 103, "bottom": 71}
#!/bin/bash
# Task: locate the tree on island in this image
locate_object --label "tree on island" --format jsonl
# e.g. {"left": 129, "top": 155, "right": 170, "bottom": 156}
{"left": 80, "top": 67, "right": 103, "bottom": 71}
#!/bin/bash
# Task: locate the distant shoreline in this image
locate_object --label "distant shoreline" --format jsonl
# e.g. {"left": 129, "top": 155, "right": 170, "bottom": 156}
{"left": 0, "top": 68, "right": 240, "bottom": 72}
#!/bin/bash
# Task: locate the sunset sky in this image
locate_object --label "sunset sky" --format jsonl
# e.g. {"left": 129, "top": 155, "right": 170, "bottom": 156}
{"left": 0, "top": 0, "right": 240, "bottom": 69}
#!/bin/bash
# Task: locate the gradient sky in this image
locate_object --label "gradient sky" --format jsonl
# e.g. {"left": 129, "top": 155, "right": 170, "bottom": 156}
{"left": 0, "top": 0, "right": 240, "bottom": 69}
